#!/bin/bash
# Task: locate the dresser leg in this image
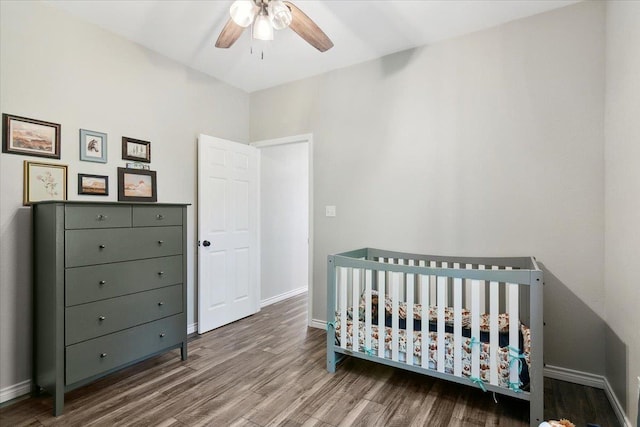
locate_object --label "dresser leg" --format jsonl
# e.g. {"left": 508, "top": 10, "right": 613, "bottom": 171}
{"left": 53, "top": 391, "right": 64, "bottom": 416}
{"left": 181, "top": 342, "right": 187, "bottom": 361}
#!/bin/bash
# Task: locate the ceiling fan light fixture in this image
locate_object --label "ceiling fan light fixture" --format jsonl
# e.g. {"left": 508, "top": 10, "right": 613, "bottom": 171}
{"left": 230, "top": 0, "right": 257, "bottom": 28}
{"left": 268, "top": 0, "right": 292, "bottom": 30}
{"left": 252, "top": 13, "right": 274, "bottom": 41}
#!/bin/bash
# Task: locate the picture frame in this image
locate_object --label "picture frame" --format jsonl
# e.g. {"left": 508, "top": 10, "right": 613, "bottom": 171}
{"left": 78, "top": 173, "right": 109, "bottom": 196}
{"left": 117, "top": 167, "right": 157, "bottom": 202}
{"left": 3, "top": 114, "right": 61, "bottom": 159}
{"left": 23, "top": 161, "right": 67, "bottom": 205}
{"left": 122, "top": 137, "right": 151, "bottom": 163}
{"left": 79, "top": 129, "right": 107, "bottom": 163}
{"left": 126, "top": 162, "right": 150, "bottom": 170}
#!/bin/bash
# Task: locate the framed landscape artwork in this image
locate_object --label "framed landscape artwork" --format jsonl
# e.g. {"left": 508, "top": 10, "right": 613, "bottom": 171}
{"left": 3, "top": 114, "right": 61, "bottom": 159}
{"left": 79, "top": 129, "right": 107, "bottom": 163}
{"left": 78, "top": 173, "right": 109, "bottom": 196}
{"left": 122, "top": 137, "right": 151, "bottom": 163}
{"left": 23, "top": 161, "right": 67, "bottom": 205}
{"left": 117, "top": 167, "right": 157, "bottom": 202}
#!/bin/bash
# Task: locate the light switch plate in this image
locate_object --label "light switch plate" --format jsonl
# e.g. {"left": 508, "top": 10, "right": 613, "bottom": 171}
{"left": 325, "top": 205, "right": 336, "bottom": 217}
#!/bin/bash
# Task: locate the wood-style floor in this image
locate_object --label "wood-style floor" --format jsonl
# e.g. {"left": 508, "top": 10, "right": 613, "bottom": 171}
{"left": 1, "top": 293, "right": 620, "bottom": 426}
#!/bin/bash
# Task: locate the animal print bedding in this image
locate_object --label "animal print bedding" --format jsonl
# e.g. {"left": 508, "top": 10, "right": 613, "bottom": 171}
{"left": 334, "top": 319, "right": 531, "bottom": 390}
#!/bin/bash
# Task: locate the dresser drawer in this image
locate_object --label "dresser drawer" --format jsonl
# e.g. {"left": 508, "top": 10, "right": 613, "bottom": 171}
{"left": 65, "top": 284, "right": 182, "bottom": 345}
{"left": 65, "top": 205, "right": 131, "bottom": 229}
{"left": 65, "top": 313, "right": 184, "bottom": 385}
{"left": 65, "top": 226, "right": 182, "bottom": 267}
{"left": 65, "top": 256, "right": 182, "bottom": 306}
{"left": 133, "top": 206, "right": 182, "bottom": 227}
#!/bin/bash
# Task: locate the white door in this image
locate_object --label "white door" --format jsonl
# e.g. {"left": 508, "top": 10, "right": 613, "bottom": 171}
{"left": 197, "top": 134, "right": 260, "bottom": 334}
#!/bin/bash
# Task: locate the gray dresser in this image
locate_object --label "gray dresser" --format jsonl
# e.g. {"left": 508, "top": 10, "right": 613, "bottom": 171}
{"left": 32, "top": 201, "right": 188, "bottom": 416}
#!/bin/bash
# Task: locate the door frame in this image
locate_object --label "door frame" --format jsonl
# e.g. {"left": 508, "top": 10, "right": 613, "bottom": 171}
{"left": 251, "top": 133, "right": 314, "bottom": 327}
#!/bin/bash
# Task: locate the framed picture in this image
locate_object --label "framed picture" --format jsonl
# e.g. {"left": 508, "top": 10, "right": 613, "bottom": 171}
{"left": 117, "top": 167, "right": 157, "bottom": 202}
{"left": 126, "top": 162, "right": 150, "bottom": 170}
{"left": 3, "top": 114, "right": 61, "bottom": 159}
{"left": 79, "top": 129, "right": 107, "bottom": 163}
{"left": 122, "top": 137, "right": 150, "bottom": 163}
{"left": 78, "top": 173, "right": 109, "bottom": 196}
{"left": 23, "top": 161, "right": 67, "bottom": 205}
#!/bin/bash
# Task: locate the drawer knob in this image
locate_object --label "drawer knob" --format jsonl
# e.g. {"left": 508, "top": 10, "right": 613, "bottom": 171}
{"left": 99, "top": 244, "right": 106, "bottom": 249}
{"left": 159, "top": 333, "right": 166, "bottom": 338}
{"left": 158, "top": 240, "right": 164, "bottom": 245}
{"left": 99, "top": 280, "right": 106, "bottom": 285}
{"left": 99, "top": 316, "right": 106, "bottom": 321}
{"left": 97, "top": 214, "right": 108, "bottom": 221}
{"left": 156, "top": 214, "right": 164, "bottom": 220}
{"left": 100, "top": 353, "right": 107, "bottom": 358}
{"left": 158, "top": 271, "right": 164, "bottom": 276}
{"left": 158, "top": 302, "right": 164, "bottom": 306}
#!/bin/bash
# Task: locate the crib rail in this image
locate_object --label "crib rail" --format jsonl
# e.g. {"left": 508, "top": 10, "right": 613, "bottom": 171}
{"left": 327, "top": 248, "right": 543, "bottom": 427}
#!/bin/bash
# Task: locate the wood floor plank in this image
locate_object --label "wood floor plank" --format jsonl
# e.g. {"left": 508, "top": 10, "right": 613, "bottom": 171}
{"left": 0, "top": 293, "right": 621, "bottom": 426}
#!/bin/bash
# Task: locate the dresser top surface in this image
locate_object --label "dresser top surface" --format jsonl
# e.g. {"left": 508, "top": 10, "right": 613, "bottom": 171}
{"left": 31, "top": 201, "right": 190, "bottom": 207}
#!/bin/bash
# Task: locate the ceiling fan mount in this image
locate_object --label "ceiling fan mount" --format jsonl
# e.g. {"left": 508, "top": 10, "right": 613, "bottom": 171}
{"left": 215, "top": 0, "right": 334, "bottom": 52}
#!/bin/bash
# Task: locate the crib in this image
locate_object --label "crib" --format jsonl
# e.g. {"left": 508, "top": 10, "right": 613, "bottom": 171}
{"left": 326, "top": 248, "right": 543, "bottom": 426}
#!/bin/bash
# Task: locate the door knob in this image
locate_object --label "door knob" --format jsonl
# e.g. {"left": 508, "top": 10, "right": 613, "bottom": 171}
{"left": 203, "top": 240, "right": 211, "bottom": 247}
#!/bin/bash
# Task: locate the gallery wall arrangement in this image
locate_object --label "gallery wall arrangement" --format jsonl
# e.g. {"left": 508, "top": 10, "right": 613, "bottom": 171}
{"left": 2, "top": 112, "right": 158, "bottom": 204}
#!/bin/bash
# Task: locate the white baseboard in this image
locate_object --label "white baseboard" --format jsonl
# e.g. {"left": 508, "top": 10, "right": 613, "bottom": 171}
{"left": 544, "top": 365, "right": 631, "bottom": 427}
{"left": 187, "top": 323, "right": 197, "bottom": 334}
{"left": 0, "top": 379, "right": 31, "bottom": 404}
{"left": 260, "top": 287, "right": 307, "bottom": 308}
{"left": 309, "top": 319, "right": 326, "bottom": 330}
{"left": 543, "top": 365, "right": 605, "bottom": 389}
{"left": 603, "top": 377, "right": 633, "bottom": 427}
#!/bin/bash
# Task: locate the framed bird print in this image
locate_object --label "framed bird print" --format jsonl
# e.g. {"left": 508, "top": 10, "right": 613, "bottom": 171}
{"left": 79, "top": 129, "right": 107, "bottom": 163}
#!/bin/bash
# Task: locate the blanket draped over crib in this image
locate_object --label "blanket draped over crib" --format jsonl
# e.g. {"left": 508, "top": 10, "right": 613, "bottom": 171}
{"left": 326, "top": 248, "right": 543, "bottom": 427}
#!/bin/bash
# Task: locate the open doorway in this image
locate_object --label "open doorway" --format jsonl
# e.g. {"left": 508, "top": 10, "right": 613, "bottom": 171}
{"left": 252, "top": 134, "right": 313, "bottom": 325}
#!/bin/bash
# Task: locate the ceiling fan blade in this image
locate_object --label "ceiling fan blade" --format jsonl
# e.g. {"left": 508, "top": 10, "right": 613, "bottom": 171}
{"left": 215, "top": 18, "right": 245, "bottom": 48}
{"left": 283, "top": 1, "right": 334, "bottom": 52}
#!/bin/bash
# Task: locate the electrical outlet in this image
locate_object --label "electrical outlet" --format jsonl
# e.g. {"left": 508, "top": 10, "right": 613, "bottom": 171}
{"left": 325, "top": 205, "right": 336, "bottom": 217}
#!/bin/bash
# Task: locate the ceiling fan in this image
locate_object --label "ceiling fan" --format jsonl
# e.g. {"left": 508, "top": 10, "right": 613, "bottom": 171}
{"left": 215, "top": 0, "right": 334, "bottom": 52}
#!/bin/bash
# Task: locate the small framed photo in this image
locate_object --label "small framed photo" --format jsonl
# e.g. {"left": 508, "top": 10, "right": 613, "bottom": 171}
{"left": 117, "top": 167, "right": 157, "bottom": 202}
{"left": 122, "top": 137, "right": 150, "bottom": 163}
{"left": 3, "top": 114, "right": 61, "bottom": 159}
{"left": 78, "top": 173, "right": 109, "bottom": 196}
{"left": 23, "top": 161, "right": 67, "bottom": 205}
{"left": 79, "top": 129, "right": 107, "bottom": 163}
{"left": 126, "top": 162, "right": 150, "bottom": 170}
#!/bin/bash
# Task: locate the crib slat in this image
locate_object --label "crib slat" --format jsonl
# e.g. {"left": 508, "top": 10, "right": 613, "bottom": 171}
{"left": 489, "top": 266, "right": 499, "bottom": 386}
{"left": 471, "top": 279, "right": 481, "bottom": 380}
{"left": 391, "top": 272, "right": 400, "bottom": 362}
{"left": 378, "top": 269, "right": 386, "bottom": 358}
{"left": 453, "top": 265, "right": 463, "bottom": 377}
{"left": 437, "top": 273, "right": 446, "bottom": 373}
{"left": 340, "top": 267, "right": 348, "bottom": 350}
{"left": 429, "top": 261, "right": 437, "bottom": 305}
{"left": 406, "top": 261, "right": 415, "bottom": 366}
{"left": 352, "top": 268, "right": 360, "bottom": 353}
{"left": 365, "top": 269, "right": 372, "bottom": 354}
{"left": 420, "top": 271, "right": 429, "bottom": 369}
{"left": 508, "top": 282, "right": 519, "bottom": 386}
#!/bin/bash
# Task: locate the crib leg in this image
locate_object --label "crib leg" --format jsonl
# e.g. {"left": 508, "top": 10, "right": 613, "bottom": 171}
{"left": 327, "top": 350, "right": 337, "bottom": 373}
{"left": 529, "top": 393, "right": 544, "bottom": 427}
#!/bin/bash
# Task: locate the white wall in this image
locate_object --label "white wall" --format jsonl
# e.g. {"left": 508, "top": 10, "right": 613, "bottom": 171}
{"left": 251, "top": 1, "right": 607, "bottom": 374}
{"left": 259, "top": 142, "right": 309, "bottom": 303}
{"left": 604, "top": 1, "right": 640, "bottom": 424}
{"left": 0, "top": 0, "right": 249, "bottom": 394}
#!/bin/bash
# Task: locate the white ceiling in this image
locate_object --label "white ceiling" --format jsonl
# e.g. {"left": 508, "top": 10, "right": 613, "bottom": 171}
{"left": 47, "top": 0, "right": 580, "bottom": 93}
